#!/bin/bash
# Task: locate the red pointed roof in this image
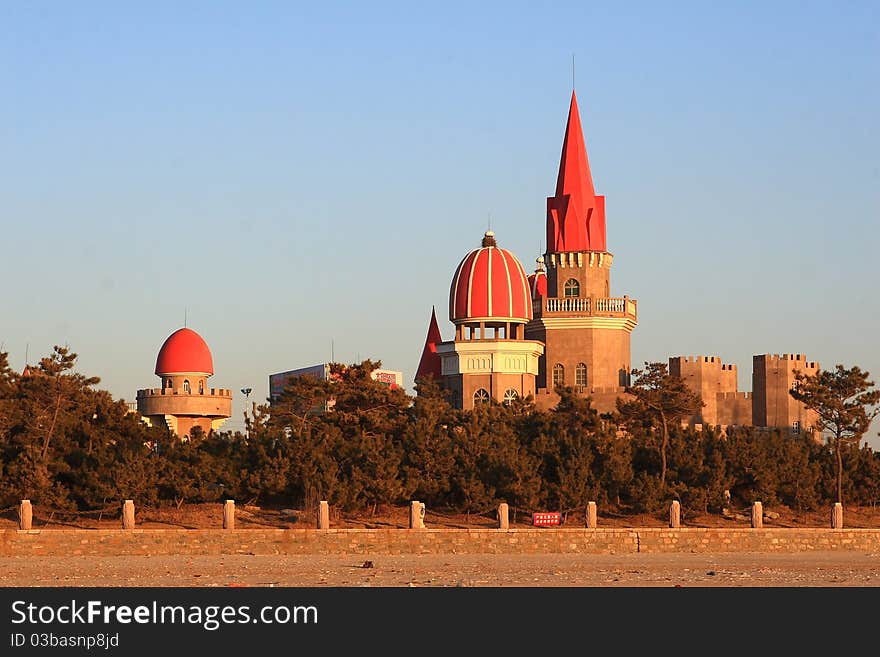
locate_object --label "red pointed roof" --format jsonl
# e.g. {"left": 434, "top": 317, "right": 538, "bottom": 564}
{"left": 155, "top": 327, "right": 214, "bottom": 376}
{"left": 546, "top": 91, "right": 607, "bottom": 253}
{"left": 415, "top": 307, "right": 443, "bottom": 380}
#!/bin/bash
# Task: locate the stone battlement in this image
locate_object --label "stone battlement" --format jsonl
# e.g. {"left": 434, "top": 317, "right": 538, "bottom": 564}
{"left": 137, "top": 388, "right": 233, "bottom": 398}
{"left": 758, "top": 354, "right": 819, "bottom": 368}
{"left": 672, "top": 356, "right": 734, "bottom": 369}
{"left": 545, "top": 251, "right": 613, "bottom": 269}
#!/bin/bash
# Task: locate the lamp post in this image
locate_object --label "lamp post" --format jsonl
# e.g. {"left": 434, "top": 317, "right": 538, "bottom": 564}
{"left": 240, "top": 387, "right": 252, "bottom": 438}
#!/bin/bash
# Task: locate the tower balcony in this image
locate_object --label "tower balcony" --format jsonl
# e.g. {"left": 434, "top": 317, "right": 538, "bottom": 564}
{"left": 136, "top": 387, "right": 233, "bottom": 418}
{"left": 532, "top": 295, "right": 637, "bottom": 320}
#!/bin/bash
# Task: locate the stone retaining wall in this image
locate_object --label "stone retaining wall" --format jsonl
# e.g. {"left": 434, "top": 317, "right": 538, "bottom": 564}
{"left": 2, "top": 528, "right": 879, "bottom": 557}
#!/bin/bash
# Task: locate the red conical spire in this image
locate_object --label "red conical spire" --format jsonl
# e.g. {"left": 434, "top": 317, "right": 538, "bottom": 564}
{"left": 415, "top": 306, "right": 443, "bottom": 380}
{"left": 546, "top": 91, "right": 606, "bottom": 253}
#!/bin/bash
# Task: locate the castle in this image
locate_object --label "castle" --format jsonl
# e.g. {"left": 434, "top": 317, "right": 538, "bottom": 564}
{"left": 417, "top": 90, "right": 818, "bottom": 435}
{"left": 669, "top": 354, "right": 819, "bottom": 433}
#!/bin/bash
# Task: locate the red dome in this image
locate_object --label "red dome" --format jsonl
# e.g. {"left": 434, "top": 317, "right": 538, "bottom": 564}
{"left": 528, "top": 257, "right": 548, "bottom": 298}
{"left": 155, "top": 328, "right": 214, "bottom": 376}
{"left": 449, "top": 231, "right": 533, "bottom": 324}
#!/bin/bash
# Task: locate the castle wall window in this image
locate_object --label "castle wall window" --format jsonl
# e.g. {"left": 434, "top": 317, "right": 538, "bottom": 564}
{"left": 564, "top": 278, "right": 580, "bottom": 298}
{"left": 473, "top": 388, "right": 490, "bottom": 405}
{"left": 553, "top": 363, "right": 565, "bottom": 388}
{"left": 503, "top": 389, "right": 518, "bottom": 406}
{"left": 576, "top": 363, "right": 588, "bottom": 390}
{"left": 199, "top": 380, "right": 204, "bottom": 394}
{"left": 183, "top": 380, "right": 191, "bottom": 394}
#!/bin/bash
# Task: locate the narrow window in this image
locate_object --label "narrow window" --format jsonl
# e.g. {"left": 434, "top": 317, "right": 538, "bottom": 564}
{"left": 576, "top": 363, "right": 588, "bottom": 390}
{"left": 552, "top": 363, "right": 565, "bottom": 388}
{"left": 199, "top": 380, "right": 205, "bottom": 394}
{"left": 183, "top": 380, "right": 191, "bottom": 394}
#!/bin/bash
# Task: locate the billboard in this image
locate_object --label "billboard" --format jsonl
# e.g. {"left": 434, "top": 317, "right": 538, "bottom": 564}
{"left": 371, "top": 369, "right": 403, "bottom": 389}
{"left": 269, "top": 363, "right": 329, "bottom": 400}
{"left": 269, "top": 363, "right": 403, "bottom": 401}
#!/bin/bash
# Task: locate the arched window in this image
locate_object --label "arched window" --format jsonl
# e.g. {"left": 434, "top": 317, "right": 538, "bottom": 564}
{"left": 552, "top": 363, "right": 565, "bottom": 388}
{"left": 564, "top": 278, "right": 580, "bottom": 298}
{"left": 473, "top": 388, "right": 490, "bottom": 405}
{"left": 165, "top": 378, "right": 172, "bottom": 389}
{"left": 198, "top": 380, "right": 205, "bottom": 394}
{"left": 503, "top": 389, "right": 518, "bottom": 406}
{"left": 576, "top": 363, "right": 588, "bottom": 389}
{"left": 183, "top": 380, "right": 191, "bottom": 394}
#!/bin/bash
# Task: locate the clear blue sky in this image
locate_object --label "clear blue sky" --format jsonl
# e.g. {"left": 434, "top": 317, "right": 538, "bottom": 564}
{"left": 2, "top": 2, "right": 878, "bottom": 442}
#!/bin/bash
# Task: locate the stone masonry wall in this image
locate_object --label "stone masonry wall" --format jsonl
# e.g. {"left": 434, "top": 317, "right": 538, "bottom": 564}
{"left": 2, "top": 528, "right": 878, "bottom": 557}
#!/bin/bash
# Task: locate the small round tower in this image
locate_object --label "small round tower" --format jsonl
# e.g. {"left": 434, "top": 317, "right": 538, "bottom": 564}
{"left": 136, "top": 327, "right": 232, "bottom": 438}
{"left": 436, "top": 231, "right": 544, "bottom": 409}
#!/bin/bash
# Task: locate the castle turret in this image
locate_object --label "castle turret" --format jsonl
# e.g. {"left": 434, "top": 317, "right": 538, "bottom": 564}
{"left": 526, "top": 91, "right": 637, "bottom": 412}
{"left": 435, "top": 231, "right": 544, "bottom": 409}
{"left": 136, "top": 327, "right": 232, "bottom": 438}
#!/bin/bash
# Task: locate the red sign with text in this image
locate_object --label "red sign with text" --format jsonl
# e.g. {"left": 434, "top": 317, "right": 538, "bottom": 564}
{"left": 532, "top": 512, "right": 561, "bottom": 527}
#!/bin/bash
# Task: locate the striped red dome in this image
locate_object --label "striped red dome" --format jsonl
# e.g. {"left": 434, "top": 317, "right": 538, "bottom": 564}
{"left": 528, "top": 257, "right": 548, "bottom": 298}
{"left": 449, "top": 231, "right": 532, "bottom": 324}
{"left": 155, "top": 328, "right": 214, "bottom": 376}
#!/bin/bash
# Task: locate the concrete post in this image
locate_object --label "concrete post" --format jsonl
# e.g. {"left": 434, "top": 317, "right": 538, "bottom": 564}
{"left": 409, "top": 501, "right": 426, "bottom": 529}
{"left": 317, "top": 501, "right": 330, "bottom": 529}
{"left": 751, "top": 501, "right": 763, "bottom": 529}
{"left": 122, "top": 500, "right": 135, "bottom": 529}
{"left": 586, "top": 501, "right": 597, "bottom": 529}
{"left": 223, "top": 500, "right": 235, "bottom": 530}
{"left": 497, "top": 503, "right": 509, "bottom": 530}
{"left": 831, "top": 502, "right": 844, "bottom": 529}
{"left": 669, "top": 500, "right": 681, "bottom": 528}
{"left": 18, "top": 500, "right": 32, "bottom": 531}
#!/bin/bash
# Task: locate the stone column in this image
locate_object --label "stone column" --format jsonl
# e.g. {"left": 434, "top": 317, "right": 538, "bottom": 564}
{"left": 122, "top": 500, "right": 135, "bottom": 529}
{"left": 497, "top": 503, "right": 509, "bottom": 530}
{"left": 831, "top": 502, "right": 844, "bottom": 529}
{"left": 223, "top": 500, "right": 235, "bottom": 530}
{"left": 586, "top": 501, "right": 598, "bottom": 529}
{"left": 751, "top": 502, "right": 763, "bottom": 529}
{"left": 18, "top": 500, "right": 32, "bottom": 530}
{"left": 409, "top": 501, "right": 426, "bottom": 529}
{"left": 669, "top": 500, "right": 681, "bottom": 528}
{"left": 317, "top": 501, "right": 330, "bottom": 529}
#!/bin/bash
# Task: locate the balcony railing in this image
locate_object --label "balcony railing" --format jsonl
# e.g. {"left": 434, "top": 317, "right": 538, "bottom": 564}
{"left": 532, "top": 296, "right": 637, "bottom": 319}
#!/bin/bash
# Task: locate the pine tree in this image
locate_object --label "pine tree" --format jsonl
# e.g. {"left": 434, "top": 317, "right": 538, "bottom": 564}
{"left": 617, "top": 362, "right": 702, "bottom": 490}
{"left": 790, "top": 364, "right": 880, "bottom": 504}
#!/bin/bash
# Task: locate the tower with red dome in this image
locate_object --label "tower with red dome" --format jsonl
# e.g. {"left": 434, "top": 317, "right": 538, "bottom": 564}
{"left": 525, "top": 91, "right": 637, "bottom": 411}
{"left": 136, "top": 327, "right": 232, "bottom": 437}
{"left": 433, "top": 230, "right": 544, "bottom": 409}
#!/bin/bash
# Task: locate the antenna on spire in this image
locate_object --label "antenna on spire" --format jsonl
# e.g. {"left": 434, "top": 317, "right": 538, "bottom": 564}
{"left": 25, "top": 343, "right": 29, "bottom": 365}
{"left": 331, "top": 339, "right": 335, "bottom": 362}
{"left": 184, "top": 307, "right": 188, "bottom": 328}
{"left": 572, "top": 53, "right": 575, "bottom": 90}
{"left": 487, "top": 212, "right": 492, "bottom": 232}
